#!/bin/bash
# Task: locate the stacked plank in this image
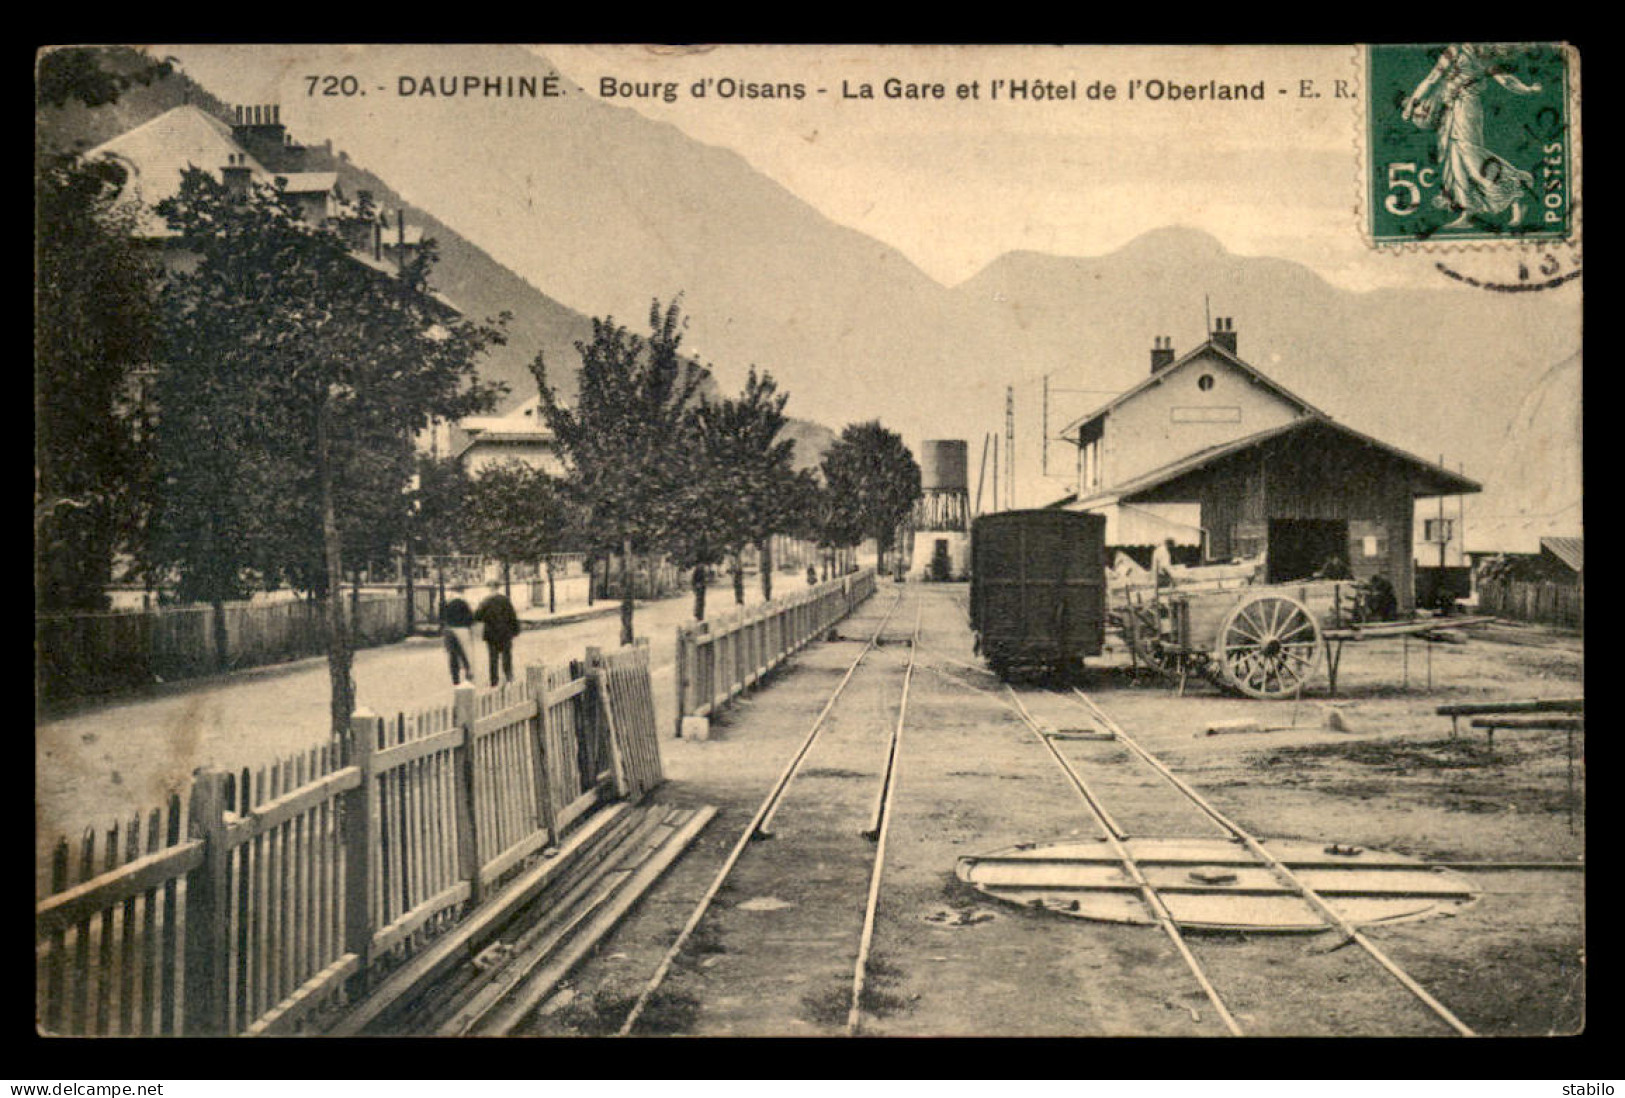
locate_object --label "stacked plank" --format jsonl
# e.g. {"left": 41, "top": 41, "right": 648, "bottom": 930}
{"left": 335, "top": 802, "right": 714, "bottom": 1036}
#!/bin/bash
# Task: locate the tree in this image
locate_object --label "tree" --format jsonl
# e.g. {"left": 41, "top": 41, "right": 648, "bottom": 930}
{"left": 35, "top": 150, "right": 160, "bottom": 613}
{"left": 533, "top": 297, "right": 707, "bottom": 645}
{"left": 411, "top": 454, "right": 473, "bottom": 612}
{"left": 463, "top": 462, "right": 575, "bottom": 603}
{"left": 153, "top": 171, "right": 506, "bottom": 733}
{"left": 691, "top": 367, "right": 801, "bottom": 606}
{"left": 36, "top": 47, "right": 173, "bottom": 110}
{"left": 820, "top": 421, "right": 921, "bottom": 575}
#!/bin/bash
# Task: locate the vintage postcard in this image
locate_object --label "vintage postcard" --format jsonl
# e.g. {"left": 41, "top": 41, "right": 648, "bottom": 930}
{"left": 35, "top": 44, "right": 1581, "bottom": 1043}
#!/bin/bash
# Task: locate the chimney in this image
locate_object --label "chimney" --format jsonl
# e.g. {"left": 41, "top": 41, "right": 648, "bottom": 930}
{"left": 1211, "top": 317, "right": 1238, "bottom": 355}
{"left": 221, "top": 152, "right": 252, "bottom": 199}
{"left": 1150, "top": 335, "right": 1175, "bottom": 374}
{"left": 232, "top": 103, "right": 291, "bottom": 171}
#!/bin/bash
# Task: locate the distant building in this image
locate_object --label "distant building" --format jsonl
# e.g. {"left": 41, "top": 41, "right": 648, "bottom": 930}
{"left": 88, "top": 102, "right": 438, "bottom": 287}
{"left": 1057, "top": 320, "right": 1480, "bottom": 613}
{"left": 89, "top": 102, "right": 461, "bottom": 460}
{"left": 452, "top": 396, "right": 563, "bottom": 477}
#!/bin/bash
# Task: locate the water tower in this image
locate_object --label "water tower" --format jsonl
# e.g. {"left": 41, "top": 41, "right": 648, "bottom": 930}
{"left": 909, "top": 440, "right": 971, "bottom": 580}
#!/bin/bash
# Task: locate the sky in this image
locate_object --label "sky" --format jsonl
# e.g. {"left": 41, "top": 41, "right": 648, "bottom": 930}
{"left": 132, "top": 44, "right": 1581, "bottom": 541}
{"left": 151, "top": 43, "right": 1485, "bottom": 294}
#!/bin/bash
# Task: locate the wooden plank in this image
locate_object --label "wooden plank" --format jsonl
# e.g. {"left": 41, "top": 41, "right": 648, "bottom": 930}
{"left": 471, "top": 699, "right": 540, "bottom": 739}
{"left": 451, "top": 687, "right": 482, "bottom": 904}
{"left": 440, "top": 807, "right": 677, "bottom": 1035}
{"left": 479, "top": 825, "right": 553, "bottom": 887}
{"left": 1470, "top": 717, "right": 1584, "bottom": 731}
{"left": 588, "top": 648, "right": 629, "bottom": 800}
{"left": 241, "top": 953, "right": 361, "bottom": 1037}
{"left": 527, "top": 665, "right": 560, "bottom": 849}
{"left": 219, "top": 768, "right": 364, "bottom": 840}
{"left": 370, "top": 724, "right": 462, "bottom": 772}
{"left": 183, "top": 770, "right": 231, "bottom": 1035}
{"left": 37, "top": 841, "right": 207, "bottom": 933}
{"left": 1439, "top": 698, "right": 1583, "bottom": 716}
{"left": 369, "top": 880, "right": 474, "bottom": 956}
{"left": 341, "top": 712, "right": 381, "bottom": 983}
{"left": 325, "top": 802, "right": 632, "bottom": 1036}
{"left": 555, "top": 782, "right": 610, "bottom": 834}
{"left": 474, "top": 805, "right": 716, "bottom": 1035}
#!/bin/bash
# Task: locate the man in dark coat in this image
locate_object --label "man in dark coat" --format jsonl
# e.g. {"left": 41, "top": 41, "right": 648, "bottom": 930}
{"left": 441, "top": 587, "right": 475, "bottom": 686}
{"left": 474, "top": 585, "right": 521, "bottom": 687}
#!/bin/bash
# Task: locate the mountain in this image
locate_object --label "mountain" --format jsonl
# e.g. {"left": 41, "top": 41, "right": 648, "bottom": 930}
{"left": 34, "top": 48, "right": 836, "bottom": 465}
{"left": 949, "top": 228, "right": 1580, "bottom": 513}
{"left": 1462, "top": 351, "right": 1582, "bottom": 554}
{"left": 41, "top": 48, "right": 1578, "bottom": 521}
{"left": 252, "top": 46, "right": 1576, "bottom": 515}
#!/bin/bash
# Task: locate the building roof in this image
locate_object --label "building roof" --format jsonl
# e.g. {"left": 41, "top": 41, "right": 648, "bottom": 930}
{"left": 1540, "top": 536, "right": 1584, "bottom": 573}
{"left": 1070, "top": 414, "right": 1482, "bottom": 508}
{"left": 1059, "top": 339, "right": 1321, "bottom": 439}
{"left": 88, "top": 105, "right": 268, "bottom": 232}
{"left": 87, "top": 105, "right": 461, "bottom": 318}
{"left": 277, "top": 171, "right": 340, "bottom": 194}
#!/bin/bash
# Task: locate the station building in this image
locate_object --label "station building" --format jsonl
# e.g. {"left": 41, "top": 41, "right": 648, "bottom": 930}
{"left": 1055, "top": 321, "right": 1480, "bottom": 614}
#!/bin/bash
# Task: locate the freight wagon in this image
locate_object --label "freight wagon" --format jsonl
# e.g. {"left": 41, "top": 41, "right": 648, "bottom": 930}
{"left": 969, "top": 510, "right": 1108, "bottom": 679}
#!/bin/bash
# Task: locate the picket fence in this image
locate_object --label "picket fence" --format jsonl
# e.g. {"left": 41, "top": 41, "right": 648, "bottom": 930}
{"left": 674, "top": 568, "right": 877, "bottom": 733}
{"left": 1479, "top": 577, "right": 1584, "bottom": 629}
{"left": 36, "top": 590, "right": 439, "bottom": 702}
{"left": 35, "top": 642, "right": 662, "bottom": 1037}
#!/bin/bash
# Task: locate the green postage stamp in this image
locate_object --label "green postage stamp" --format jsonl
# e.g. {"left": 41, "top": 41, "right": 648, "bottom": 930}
{"left": 1367, "top": 43, "right": 1574, "bottom": 244}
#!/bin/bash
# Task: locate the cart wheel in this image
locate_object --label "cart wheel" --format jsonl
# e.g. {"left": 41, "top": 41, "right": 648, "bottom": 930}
{"left": 1215, "top": 593, "right": 1321, "bottom": 699}
{"left": 1127, "top": 607, "right": 1178, "bottom": 677}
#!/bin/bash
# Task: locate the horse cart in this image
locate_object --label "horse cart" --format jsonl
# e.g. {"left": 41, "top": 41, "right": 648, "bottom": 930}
{"left": 1116, "top": 568, "right": 1495, "bottom": 699}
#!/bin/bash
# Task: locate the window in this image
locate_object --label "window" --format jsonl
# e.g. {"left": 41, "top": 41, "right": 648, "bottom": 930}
{"left": 1197, "top": 373, "right": 1215, "bottom": 391}
{"left": 1423, "top": 518, "right": 1455, "bottom": 543}
{"left": 1082, "top": 439, "right": 1101, "bottom": 491}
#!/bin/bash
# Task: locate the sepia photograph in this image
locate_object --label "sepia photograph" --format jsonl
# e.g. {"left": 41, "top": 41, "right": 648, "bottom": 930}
{"left": 34, "top": 43, "right": 1582, "bottom": 1040}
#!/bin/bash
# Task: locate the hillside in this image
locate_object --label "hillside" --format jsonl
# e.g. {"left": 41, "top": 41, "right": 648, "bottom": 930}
{"left": 34, "top": 48, "right": 834, "bottom": 462}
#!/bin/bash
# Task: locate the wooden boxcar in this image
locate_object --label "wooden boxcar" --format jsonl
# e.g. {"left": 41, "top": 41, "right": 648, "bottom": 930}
{"left": 969, "top": 510, "right": 1107, "bottom": 678}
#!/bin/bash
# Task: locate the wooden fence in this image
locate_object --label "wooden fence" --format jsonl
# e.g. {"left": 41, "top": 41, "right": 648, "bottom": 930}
{"left": 35, "top": 643, "right": 662, "bottom": 1036}
{"left": 675, "top": 568, "right": 877, "bottom": 733}
{"left": 1478, "top": 578, "right": 1584, "bottom": 629}
{"left": 36, "top": 590, "right": 437, "bottom": 703}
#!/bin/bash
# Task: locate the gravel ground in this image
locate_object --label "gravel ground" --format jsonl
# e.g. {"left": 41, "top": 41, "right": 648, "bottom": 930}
{"left": 519, "top": 583, "right": 1584, "bottom": 1038}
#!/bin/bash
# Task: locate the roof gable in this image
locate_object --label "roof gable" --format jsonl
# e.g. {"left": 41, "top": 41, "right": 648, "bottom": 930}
{"left": 1060, "top": 340, "right": 1322, "bottom": 439}
{"left": 1540, "top": 536, "right": 1584, "bottom": 573}
{"left": 1074, "top": 415, "right": 1482, "bottom": 506}
{"left": 88, "top": 105, "right": 268, "bottom": 210}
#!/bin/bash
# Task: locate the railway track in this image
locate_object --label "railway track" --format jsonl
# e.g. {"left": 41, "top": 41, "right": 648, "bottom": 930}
{"left": 984, "top": 682, "right": 1478, "bottom": 1037}
{"left": 617, "top": 589, "right": 922, "bottom": 1036}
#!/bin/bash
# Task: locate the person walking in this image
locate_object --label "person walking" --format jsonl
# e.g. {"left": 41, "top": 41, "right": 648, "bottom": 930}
{"left": 441, "top": 586, "right": 475, "bottom": 686}
{"left": 474, "top": 584, "right": 521, "bottom": 687}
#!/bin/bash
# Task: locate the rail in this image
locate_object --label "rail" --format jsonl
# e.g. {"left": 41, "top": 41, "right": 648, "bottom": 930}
{"left": 674, "top": 568, "right": 877, "bottom": 733}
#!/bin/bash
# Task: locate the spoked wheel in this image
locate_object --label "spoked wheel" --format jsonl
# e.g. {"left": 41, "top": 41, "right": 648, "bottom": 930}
{"left": 1214, "top": 593, "right": 1322, "bottom": 699}
{"left": 1124, "top": 605, "right": 1179, "bottom": 678}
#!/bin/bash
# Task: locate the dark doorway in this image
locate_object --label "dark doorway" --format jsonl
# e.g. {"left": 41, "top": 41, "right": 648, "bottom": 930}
{"left": 1267, "top": 519, "right": 1348, "bottom": 583}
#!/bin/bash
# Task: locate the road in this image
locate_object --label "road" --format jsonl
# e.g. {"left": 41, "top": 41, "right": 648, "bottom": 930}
{"left": 35, "top": 580, "right": 786, "bottom": 891}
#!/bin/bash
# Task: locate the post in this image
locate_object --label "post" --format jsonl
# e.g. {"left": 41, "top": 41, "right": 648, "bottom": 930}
{"left": 526, "top": 665, "right": 560, "bottom": 852}
{"left": 675, "top": 625, "right": 689, "bottom": 736}
{"left": 342, "top": 709, "right": 381, "bottom": 988}
{"left": 183, "top": 768, "right": 231, "bottom": 1035}
{"left": 451, "top": 685, "right": 482, "bottom": 903}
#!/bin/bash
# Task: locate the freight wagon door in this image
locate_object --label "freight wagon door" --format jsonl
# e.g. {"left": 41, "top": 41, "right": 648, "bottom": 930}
{"left": 1022, "top": 516, "right": 1107, "bottom": 656}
